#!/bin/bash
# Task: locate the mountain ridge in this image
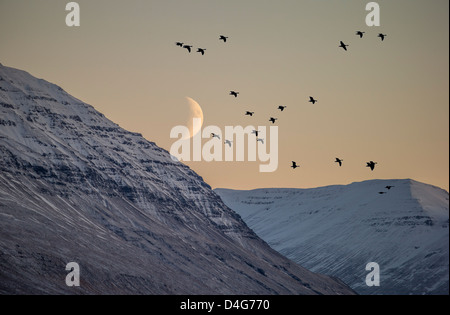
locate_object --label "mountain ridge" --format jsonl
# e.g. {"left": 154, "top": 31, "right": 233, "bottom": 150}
{"left": 216, "top": 178, "right": 449, "bottom": 295}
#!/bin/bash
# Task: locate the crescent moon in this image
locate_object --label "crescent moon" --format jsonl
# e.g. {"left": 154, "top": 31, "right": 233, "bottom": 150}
{"left": 183, "top": 97, "right": 204, "bottom": 139}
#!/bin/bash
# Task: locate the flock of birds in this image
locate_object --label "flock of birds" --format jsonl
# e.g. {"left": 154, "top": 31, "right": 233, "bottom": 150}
{"left": 378, "top": 185, "right": 395, "bottom": 195}
{"left": 339, "top": 31, "right": 388, "bottom": 51}
{"left": 176, "top": 32, "right": 387, "bottom": 54}
{"left": 174, "top": 31, "right": 389, "bottom": 186}
{"left": 175, "top": 35, "right": 228, "bottom": 55}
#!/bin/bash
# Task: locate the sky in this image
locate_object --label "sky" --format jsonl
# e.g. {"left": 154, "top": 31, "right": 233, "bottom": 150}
{"left": 0, "top": 0, "right": 448, "bottom": 191}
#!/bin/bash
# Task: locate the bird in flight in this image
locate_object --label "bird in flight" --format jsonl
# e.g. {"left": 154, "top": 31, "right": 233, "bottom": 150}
{"left": 335, "top": 158, "right": 343, "bottom": 167}
{"left": 366, "top": 161, "right": 377, "bottom": 171}
{"left": 224, "top": 140, "right": 232, "bottom": 147}
{"left": 378, "top": 191, "right": 387, "bottom": 195}
{"left": 257, "top": 138, "right": 264, "bottom": 144}
{"left": 291, "top": 161, "right": 299, "bottom": 169}
{"left": 183, "top": 45, "right": 193, "bottom": 53}
{"left": 339, "top": 41, "right": 349, "bottom": 51}
{"left": 385, "top": 185, "right": 395, "bottom": 190}
{"left": 219, "top": 35, "right": 228, "bottom": 42}
{"left": 278, "top": 105, "right": 287, "bottom": 111}
{"left": 252, "top": 130, "right": 260, "bottom": 137}
{"left": 197, "top": 48, "right": 206, "bottom": 55}
{"left": 309, "top": 96, "right": 318, "bottom": 104}
{"left": 211, "top": 133, "right": 221, "bottom": 140}
{"left": 245, "top": 111, "right": 254, "bottom": 116}
{"left": 175, "top": 42, "right": 184, "bottom": 47}
{"left": 378, "top": 33, "right": 387, "bottom": 41}
{"left": 269, "top": 117, "right": 278, "bottom": 124}
{"left": 230, "top": 91, "right": 239, "bottom": 97}
{"left": 356, "top": 31, "right": 365, "bottom": 38}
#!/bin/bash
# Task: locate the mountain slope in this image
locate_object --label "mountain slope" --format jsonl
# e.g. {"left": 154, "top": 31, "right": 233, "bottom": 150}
{"left": 0, "top": 63, "right": 354, "bottom": 294}
{"left": 216, "top": 179, "right": 449, "bottom": 295}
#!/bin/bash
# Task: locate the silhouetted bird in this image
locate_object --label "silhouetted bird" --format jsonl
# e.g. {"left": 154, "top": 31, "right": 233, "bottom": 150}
{"left": 385, "top": 185, "right": 394, "bottom": 190}
{"left": 183, "top": 45, "right": 193, "bottom": 53}
{"left": 252, "top": 130, "right": 260, "bottom": 137}
{"left": 224, "top": 140, "right": 232, "bottom": 147}
{"left": 230, "top": 91, "right": 239, "bottom": 97}
{"left": 219, "top": 35, "right": 228, "bottom": 42}
{"left": 211, "top": 133, "right": 220, "bottom": 140}
{"left": 291, "top": 161, "right": 299, "bottom": 169}
{"left": 278, "top": 106, "right": 287, "bottom": 111}
{"left": 356, "top": 31, "right": 365, "bottom": 38}
{"left": 197, "top": 48, "right": 206, "bottom": 55}
{"left": 257, "top": 138, "right": 264, "bottom": 144}
{"left": 378, "top": 33, "right": 387, "bottom": 41}
{"left": 366, "top": 161, "right": 377, "bottom": 171}
{"left": 269, "top": 117, "right": 278, "bottom": 124}
{"left": 245, "top": 111, "right": 254, "bottom": 116}
{"left": 309, "top": 96, "right": 317, "bottom": 104}
{"left": 175, "top": 42, "right": 184, "bottom": 47}
{"left": 335, "top": 158, "right": 343, "bottom": 167}
{"left": 378, "top": 191, "right": 387, "bottom": 194}
{"left": 339, "top": 41, "right": 349, "bottom": 51}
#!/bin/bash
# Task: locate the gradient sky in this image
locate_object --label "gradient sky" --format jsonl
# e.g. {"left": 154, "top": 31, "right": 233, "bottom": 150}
{"left": 0, "top": 0, "right": 448, "bottom": 191}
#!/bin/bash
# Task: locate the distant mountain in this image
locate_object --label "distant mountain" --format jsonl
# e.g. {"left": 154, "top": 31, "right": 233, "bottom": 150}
{"left": 0, "top": 63, "right": 354, "bottom": 294}
{"left": 216, "top": 179, "right": 449, "bottom": 295}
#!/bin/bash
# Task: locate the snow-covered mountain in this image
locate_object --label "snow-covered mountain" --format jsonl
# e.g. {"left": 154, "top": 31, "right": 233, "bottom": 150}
{"left": 216, "top": 179, "right": 449, "bottom": 295}
{"left": 0, "top": 63, "right": 355, "bottom": 294}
